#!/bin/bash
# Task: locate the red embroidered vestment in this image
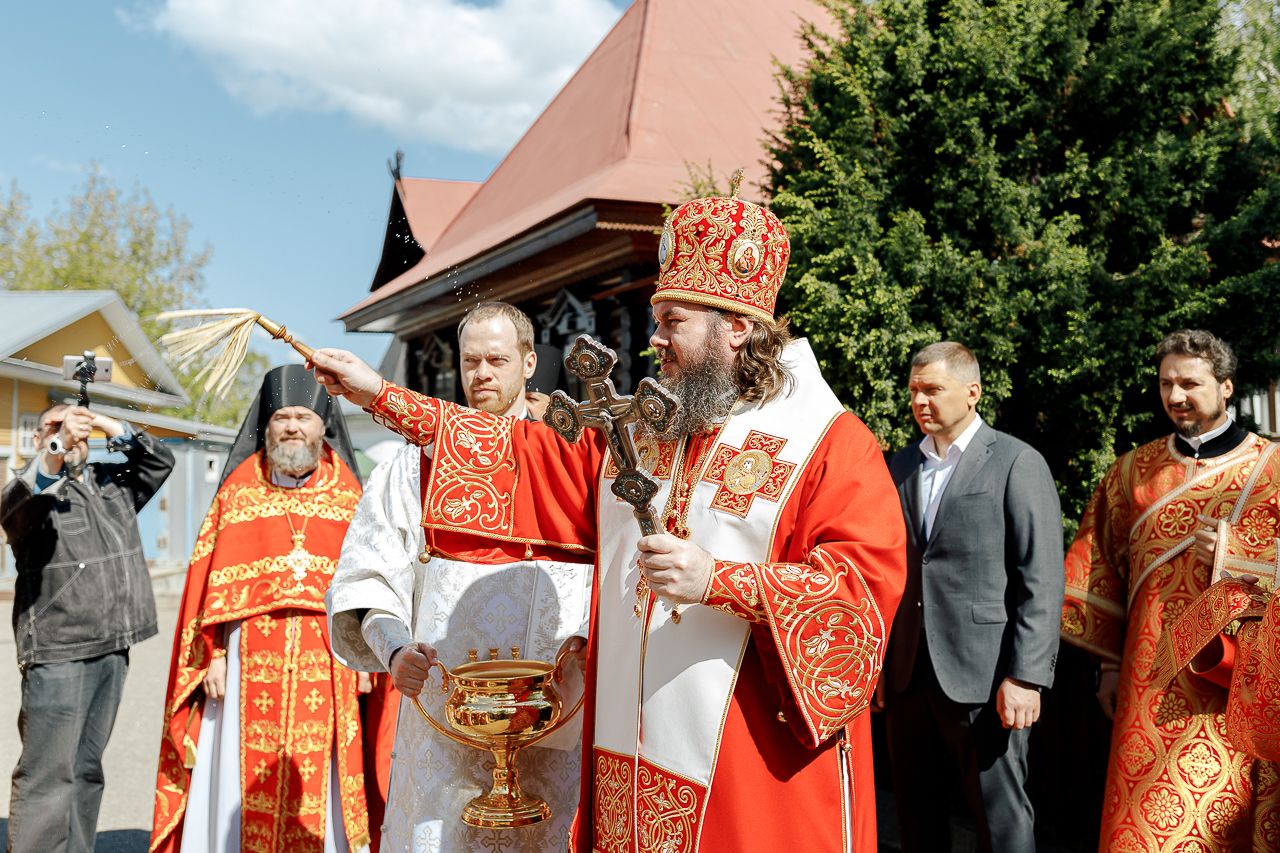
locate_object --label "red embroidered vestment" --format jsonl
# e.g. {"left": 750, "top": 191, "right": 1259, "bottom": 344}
{"left": 150, "top": 450, "right": 369, "bottom": 853}
{"left": 1062, "top": 434, "right": 1280, "bottom": 851}
{"left": 365, "top": 382, "right": 906, "bottom": 853}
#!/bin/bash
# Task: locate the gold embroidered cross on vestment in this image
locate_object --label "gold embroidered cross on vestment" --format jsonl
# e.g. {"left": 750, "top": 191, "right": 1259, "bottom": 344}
{"left": 703, "top": 430, "right": 796, "bottom": 518}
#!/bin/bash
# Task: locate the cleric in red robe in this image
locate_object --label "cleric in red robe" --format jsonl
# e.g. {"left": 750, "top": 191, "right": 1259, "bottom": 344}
{"left": 312, "top": 180, "right": 907, "bottom": 853}
{"left": 150, "top": 365, "right": 372, "bottom": 853}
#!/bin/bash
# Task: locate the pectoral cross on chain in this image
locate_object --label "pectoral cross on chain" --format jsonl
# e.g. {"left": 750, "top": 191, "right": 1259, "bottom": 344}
{"left": 281, "top": 532, "right": 313, "bottom": 593}
{"left": 543, "top": 335, "right": 682, "bottom": 621}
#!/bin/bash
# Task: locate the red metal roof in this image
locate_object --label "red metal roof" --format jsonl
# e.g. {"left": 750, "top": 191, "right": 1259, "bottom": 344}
{"left": 342, "top": 0, "right": 826, "bottom": 323}
{"left": 403, "top": 177, "right": 481, "bottom": 251}
{"left": 370, "top": 177, "right": 481, "bottom": 296}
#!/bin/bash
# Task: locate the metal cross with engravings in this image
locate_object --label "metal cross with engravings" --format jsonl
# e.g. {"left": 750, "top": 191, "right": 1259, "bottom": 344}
{"left": 543, "top": 335, "right": 684, "bottom": 622}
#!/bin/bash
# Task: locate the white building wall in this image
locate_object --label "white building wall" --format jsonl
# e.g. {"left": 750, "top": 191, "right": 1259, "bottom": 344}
{"left": 1238, "top": 381, "right": 1278, "bottom": 437}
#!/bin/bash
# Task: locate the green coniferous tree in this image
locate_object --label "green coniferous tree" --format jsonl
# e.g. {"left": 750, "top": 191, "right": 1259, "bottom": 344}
{"left": 768, "top": 0, "right": 1280, "bottom": 523}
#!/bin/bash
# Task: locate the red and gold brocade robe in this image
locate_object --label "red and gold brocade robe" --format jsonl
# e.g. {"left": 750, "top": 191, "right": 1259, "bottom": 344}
{"left": 1154, "top": 575, "right": 1280, "bottom": 766}
{"left": 151, "top": 450, "right": 369, "bottom": 853}
{"left": 362, "top": 340, "right": 905, "bottom": 853}
{"left": 1061, "top": 433, "right": 1280, "bottom": 852}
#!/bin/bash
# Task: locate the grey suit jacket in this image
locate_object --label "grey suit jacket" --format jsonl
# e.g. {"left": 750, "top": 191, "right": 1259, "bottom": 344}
{"left": 884, "top": 421, "right": 1065, "bottom": 704}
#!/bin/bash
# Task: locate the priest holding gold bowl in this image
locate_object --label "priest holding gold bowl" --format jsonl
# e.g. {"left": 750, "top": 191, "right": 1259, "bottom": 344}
{"left": 318, "top": 181, "right": 906, "bottom": 853}
{"left": 323, "top": 343, "right": 589, "bottom": 853}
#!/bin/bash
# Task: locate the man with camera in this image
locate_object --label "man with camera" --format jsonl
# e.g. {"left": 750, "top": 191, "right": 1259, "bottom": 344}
{"left": 1, "top": 402, "right": 174, "bottom": 853}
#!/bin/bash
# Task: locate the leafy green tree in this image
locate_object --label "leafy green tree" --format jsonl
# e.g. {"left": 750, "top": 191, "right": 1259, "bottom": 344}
{"left": 768, "top": 0, "right": 1280, "bottom": 524}
{"left": 1222, "top": 0, "right": 1280, "bottom": 140}
{"left": 0, "top": 168, "right": 265, "bottom": 426}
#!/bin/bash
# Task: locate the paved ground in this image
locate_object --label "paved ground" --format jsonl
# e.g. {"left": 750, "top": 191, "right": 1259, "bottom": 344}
{"left": 0, "top": 594, "right": 180, "bottom": 853}
{"left": 0, "top": 590, "right": 1078, "bottom": 853}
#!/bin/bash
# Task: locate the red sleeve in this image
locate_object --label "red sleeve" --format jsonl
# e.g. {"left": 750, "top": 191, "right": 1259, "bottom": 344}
{"left": 366, "top": 382, "right": 605, "bottom": 554}
{"left": 1189, "top": 633, "right": 1238, "bottom": 689}
{"left": 365, "top": 381, "right": 444, "bottom": 444}
{"left": 1061, "top": 462, "right": 1129, "bottom": 663}
{"left": 703, "top": 412, "right": 906, "bottom": 747}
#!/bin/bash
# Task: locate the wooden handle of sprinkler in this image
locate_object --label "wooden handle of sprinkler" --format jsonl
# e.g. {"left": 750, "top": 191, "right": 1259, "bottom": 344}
{"left": 255, "top": 316, "right": 315, "bottom": 360}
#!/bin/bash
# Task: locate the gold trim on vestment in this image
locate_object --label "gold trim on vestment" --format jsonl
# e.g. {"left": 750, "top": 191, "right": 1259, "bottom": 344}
{"left": 1231, "top": 443, "right": 1279, "bottom": 525}
{"left": 1129, "top": 536, "right": 1195, "bottom": 607}
{"left": 419, "top": 523, "right": 595, "bottom": 555}
{"left": 1063, "top": 583, "right": 1128, "bottom": 618}
{"left": 1130, "top": 438, "right": 1260, "bottom": 539}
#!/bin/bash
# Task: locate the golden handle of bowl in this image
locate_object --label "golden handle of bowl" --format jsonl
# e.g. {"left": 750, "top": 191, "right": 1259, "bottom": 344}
{"left": 519, "top": 643, "right": 586, "bottom": 747}
{"left": 408, "top": 647, "right": 585, "bottom": 750}
{"left": 409, "top": 658, "right": 487, "bottom": 750}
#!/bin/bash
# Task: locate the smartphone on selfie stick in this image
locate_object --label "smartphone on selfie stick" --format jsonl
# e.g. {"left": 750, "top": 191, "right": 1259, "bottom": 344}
{"left": 46, "top": 351, "right": 114, "bottom": 456}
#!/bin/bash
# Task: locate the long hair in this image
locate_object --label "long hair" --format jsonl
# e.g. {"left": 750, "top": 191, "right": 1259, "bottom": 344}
{"left": 733, "top": 315, "right": 794, "bottom": 405}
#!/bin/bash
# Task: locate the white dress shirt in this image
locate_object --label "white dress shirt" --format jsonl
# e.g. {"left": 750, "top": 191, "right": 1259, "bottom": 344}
{"left": 918, "top": 414, "right": 984, "bottom": 540}
{"left": 1182, "top": 416, "right": 1232, "bottom": 451}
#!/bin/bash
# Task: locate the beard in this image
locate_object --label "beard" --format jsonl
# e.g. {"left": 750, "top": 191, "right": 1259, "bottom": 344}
{"left": 61, "top": 442, "right": 88, "bottom": 471}
{"left": 266, "top": 433, "right": 323, "bottom": 477}
{"left": 1172, "top": 405, "right": 1225, "bottom": 439}
{"left": 645, "top": 329, "right": 739, "bottom": 440}
{"left": 63, "top": 450, "right": 87, "bottom": 480}
{"left": 469, "top": 382, "right": 523, "bottom": 416}
{"left": 1169, "top": 393, "right": 1226, "bottom": 439}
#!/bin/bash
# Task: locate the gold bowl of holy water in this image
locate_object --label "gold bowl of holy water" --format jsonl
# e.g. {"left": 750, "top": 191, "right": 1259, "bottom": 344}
{"left": 412, "top": 646, "right": 583, "bottom": 829}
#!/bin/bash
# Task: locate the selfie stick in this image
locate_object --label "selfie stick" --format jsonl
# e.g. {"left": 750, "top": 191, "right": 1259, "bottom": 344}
{"left": 75, "top": 351, "right": 97, "bottom": 408}
{"left": 46, "top": 352, "right": 98, "bottom": 456}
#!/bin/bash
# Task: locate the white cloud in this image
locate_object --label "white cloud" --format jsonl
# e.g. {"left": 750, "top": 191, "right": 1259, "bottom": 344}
{"left": 31, "top": 155, "right": 95, "bottom": 176}
{"left": 141, "top": 0, "right": 624, "bottom": 153}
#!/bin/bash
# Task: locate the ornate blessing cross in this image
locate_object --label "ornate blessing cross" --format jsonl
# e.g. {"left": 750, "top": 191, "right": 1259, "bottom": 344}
{"left": 543, "top": 335, "right": 679, "bottom": 536}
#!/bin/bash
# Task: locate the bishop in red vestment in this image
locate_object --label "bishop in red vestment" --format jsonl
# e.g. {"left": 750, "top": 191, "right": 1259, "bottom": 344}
{"left": 151, "top": 366, "right": 371, "bottom": 853}
{"left": 311, "top": 184, "right": 906, "bottom": 853}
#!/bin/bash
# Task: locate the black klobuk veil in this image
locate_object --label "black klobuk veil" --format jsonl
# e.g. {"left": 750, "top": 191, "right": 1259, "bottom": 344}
{"left": 218, "top": 364, "right": 359, "bottom": 485}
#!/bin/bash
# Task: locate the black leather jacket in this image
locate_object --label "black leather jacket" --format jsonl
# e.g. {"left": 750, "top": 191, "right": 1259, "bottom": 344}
{"left": 1, "top": 431, "right": 174, "bottom": 666}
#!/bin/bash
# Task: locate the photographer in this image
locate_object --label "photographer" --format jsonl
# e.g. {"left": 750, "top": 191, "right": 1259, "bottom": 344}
{"left": 1, "top": 403, "right": 174, "bottom": 853}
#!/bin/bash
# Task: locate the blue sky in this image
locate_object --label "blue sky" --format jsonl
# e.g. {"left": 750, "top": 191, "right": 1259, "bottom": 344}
{"left": 1, "top": 0, "right": 626, "bottom": 368}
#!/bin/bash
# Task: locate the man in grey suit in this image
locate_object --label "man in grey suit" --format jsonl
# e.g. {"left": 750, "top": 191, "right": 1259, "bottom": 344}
{"left": 878, "top": 341, "right": 1064, "bottom": 853}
